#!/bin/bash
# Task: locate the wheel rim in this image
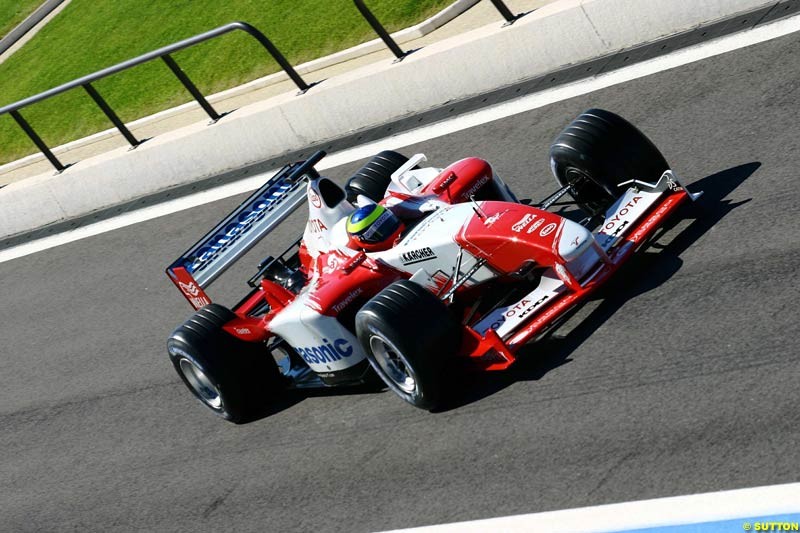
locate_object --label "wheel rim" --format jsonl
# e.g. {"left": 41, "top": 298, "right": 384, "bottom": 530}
{"left": 564, "top": 167, "right": 616, "bottom": 209}
{"left": 179, "top": 358, "right": 222, "bottom": 409}
{"left": 369, "top": 335, "right": 417, "bottom": 394}
{"left": 272, "top": 345, "right": 292, "bottom": 376}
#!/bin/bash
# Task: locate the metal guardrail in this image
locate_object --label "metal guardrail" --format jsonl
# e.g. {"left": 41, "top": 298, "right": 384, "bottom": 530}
{"left": 353, "top": 0, "right": 409, "bottom": 60}
{"left": 5, "top": 3, "right": 524, "bottom": 173}
{"left": 489, "top": 0, "right": 523, "bottom": 24}
{"left": 353, "top": 0, "right": 523, "bottom": 60}
{"left": 0, "top": 21, "right": 310, "bottom": 172}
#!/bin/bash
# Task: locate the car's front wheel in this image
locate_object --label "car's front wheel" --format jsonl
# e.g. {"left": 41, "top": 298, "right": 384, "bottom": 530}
{"left": 355, "top": 280, "right": 460, "bottom": 410}
{"left": 549, "top": 108, "right": 670, "bottom": 216}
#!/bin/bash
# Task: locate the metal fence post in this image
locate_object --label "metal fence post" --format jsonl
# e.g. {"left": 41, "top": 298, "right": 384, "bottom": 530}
{"left": 353, "top": 0, "right": 407, "bottom": 60}
{"left": 82, "top": 83, "right": 141, "bottom": 147}
{"left": 9, "top": 110, "right": 65, "bottom": 172}
{"left": 237, "top": 23, "right": 311, "bottom": 92}
{"left": 0, "top": 21, "right": 312, "bottom": 172}
{"left": 489, "top": 0, "right": 522, "bottom": 23}
{"left": 161, "top": 54, "right": 221, "bottom": 121}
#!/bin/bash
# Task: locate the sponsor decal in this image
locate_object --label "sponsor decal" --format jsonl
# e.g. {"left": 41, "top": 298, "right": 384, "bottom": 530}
{"left": 488, "top": 295, "right": 550, "bottom": 331}
{"left": 360, "top": 210, "right": 393, "bottom": 241}
{"left": 484, "top": 212, "right": 503, "bottom": 226}
{"left": 539, "top": 222, "right": 557, "bottom": 237}
{"left": 597, "top": 219, "right": 630, "bottom": 248}
{"left": 517, "top": 295, "right": 549, "bottom": 321}
{"left": 168, "top": 345, "right": 192, "bottom": 358}
{"left": 234, "top": 327, "right": 252, "bottom": 335}
{"left": 309, "top": 189, "right": 322, "bottom": 208}
{"left": 178, "top": 281, "right": 200, "bottom": 297}
{"left": 603, "top": 196, "right": 643, "bottom": 231}
{"left": 332, "top": 288, "right": 362, "bottom": 313}
{"left": 631, "top": 199, "right": 675, "bottom": 242}
{"left": 323, "top": 255, "right": 341, "bottom": 275}
{"left": 401, "top": 247, "right": 437, "bottom": 265}
{"left": 461, "top": 175, "right": 490, "bottom": 199}
{"left": 178, "top": 281, "right": 210, "bottom": 308}
{"left": 526, "top": 218, "right": 544, "bottom": 234}
{"left": 307, "top": 218, "right": 328, "bottom": 233}
{"left": 512, "top": 213, "right": 535, "bottom": 233}
{"left": 554, "top": 263, "right": 570, "bottom": 283}
{"left": 190, "top": 297, "right": 210, "bottom": 308}
{"left": 571, "top": 236, "right": 580, "bottom": 247}
{"left": 190, "top": 181, "right": 296, "bottom": 272}
{"left": 295, "top": 338, "right": 354, "bottom": 365}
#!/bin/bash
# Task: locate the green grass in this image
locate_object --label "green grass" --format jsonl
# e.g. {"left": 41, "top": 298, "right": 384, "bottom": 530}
{"left": 0, "top": 0, "right": 42, "bottom": 39}
{"left": 0, "top": 0, "right": 453, "bottom": 165}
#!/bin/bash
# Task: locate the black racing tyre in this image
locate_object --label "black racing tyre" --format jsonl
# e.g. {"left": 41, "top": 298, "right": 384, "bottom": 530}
{"left": 345, "top": 150, "right": 409, "bottom": 203}
{"left": 355, "top": 280, "right": 460, "bottom": 410}
{"left": 167, "top": 304, "right": 283, "bottom": 423}
{"left": 549, "top": 108, "right": 669, "bottom": 216}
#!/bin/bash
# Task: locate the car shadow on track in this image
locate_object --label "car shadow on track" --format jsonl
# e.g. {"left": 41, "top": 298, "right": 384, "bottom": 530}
{"left": 435, "top": 161, "right": 761, "bottom": 413}
{"left": 247, "top": 381, "right": 387, "bottom": 422}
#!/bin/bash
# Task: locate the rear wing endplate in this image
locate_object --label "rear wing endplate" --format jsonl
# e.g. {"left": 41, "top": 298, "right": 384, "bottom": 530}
{"left": 167, "top": 151, "right": 326, "bottom": 308}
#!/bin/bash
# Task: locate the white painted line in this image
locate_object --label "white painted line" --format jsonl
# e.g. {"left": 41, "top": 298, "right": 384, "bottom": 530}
{"left": 381, "top": 482, "right": 800, "bottom": 533}
{"left": 2, "top": 12, "right": 800, "bottom": 265}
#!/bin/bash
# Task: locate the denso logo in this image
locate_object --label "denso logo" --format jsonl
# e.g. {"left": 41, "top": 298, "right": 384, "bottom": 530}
{"left": 295, "top": 338, "right": 354, "bottom": 365}
{"left": 189, "top": 182, "right": 294, "bottom": 271}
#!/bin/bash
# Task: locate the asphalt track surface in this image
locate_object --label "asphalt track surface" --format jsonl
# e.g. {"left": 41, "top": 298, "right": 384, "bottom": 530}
{"left": 2, "top": 30, "right": 800, "bottom": 533}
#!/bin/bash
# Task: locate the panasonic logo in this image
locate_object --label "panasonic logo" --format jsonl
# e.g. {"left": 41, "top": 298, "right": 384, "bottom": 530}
{"left": 295, "top": 338, "right": 354, "bottom": 365}
{"left": 189, "top": 182, "right": 295, "bottom": 272}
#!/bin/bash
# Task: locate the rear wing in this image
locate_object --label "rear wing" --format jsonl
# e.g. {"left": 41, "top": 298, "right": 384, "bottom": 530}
{"left": 167, "top": 150, "right": 326, "bottom": 309}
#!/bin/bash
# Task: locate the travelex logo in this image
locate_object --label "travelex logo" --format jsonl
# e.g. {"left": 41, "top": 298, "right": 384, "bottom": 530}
{"left": 295, "top": 338, "right": 354, "bottom": 365}
{"left": 189, "top": 181, "right": 294, "bottom": 272}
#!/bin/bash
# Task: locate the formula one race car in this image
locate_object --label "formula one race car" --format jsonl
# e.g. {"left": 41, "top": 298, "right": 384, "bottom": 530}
{"left": 166, "top": 109, "right": 701, "bottom": 422}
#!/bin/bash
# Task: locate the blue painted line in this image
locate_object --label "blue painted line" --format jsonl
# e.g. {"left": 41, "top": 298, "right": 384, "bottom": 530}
{"left": 621, "top": 513, "right": 800, "bottom": 533}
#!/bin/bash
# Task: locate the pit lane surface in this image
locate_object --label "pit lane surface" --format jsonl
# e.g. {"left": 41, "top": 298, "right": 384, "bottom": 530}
{"left": 2, "top": 29, "right": 800, "bottom": 532}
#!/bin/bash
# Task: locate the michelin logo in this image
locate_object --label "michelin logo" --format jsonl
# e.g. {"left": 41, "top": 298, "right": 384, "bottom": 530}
{"left": 295, "top": 338, "right": 354, "bottom": 365}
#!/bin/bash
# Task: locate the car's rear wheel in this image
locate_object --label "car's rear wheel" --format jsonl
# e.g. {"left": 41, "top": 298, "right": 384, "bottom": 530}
{"left": 549, "top": 108, "right": 669, "bottom": 216}
{"left": 355, "top": 280, "right": 460, "bottom": 410}
{"left": 167, "top": 304, "right": 283, "bottom": 423}
{"left": 345, "top": 150, "right": 408, "bottom": 203}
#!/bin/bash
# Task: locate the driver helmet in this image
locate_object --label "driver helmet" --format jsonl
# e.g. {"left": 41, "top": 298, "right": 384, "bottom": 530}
{"left": 346, "top": 204, "right": 404, "bottom": 251}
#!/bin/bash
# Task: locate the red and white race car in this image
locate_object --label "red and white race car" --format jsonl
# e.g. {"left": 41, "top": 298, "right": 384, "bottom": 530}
{"left": 166, "top": 109, "right": 701, "bottom": 422}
